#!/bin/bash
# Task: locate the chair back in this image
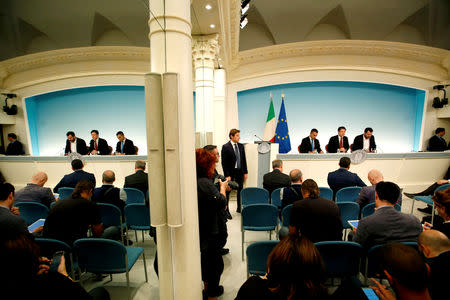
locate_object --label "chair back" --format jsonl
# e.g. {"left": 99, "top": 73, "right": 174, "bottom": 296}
{"left": 97, "top": 203, "right": 122, "bottom": 227}
{"left": 281, "top": 204, "right": 293, "bottom": 227}
{"left": 241, "top": 187, "right": 269, "bottom": 207}
{"left": 35, "top": 238, "right": 72, "bottom": 257}
{"left": 134, "top": 146, "right": 139, "bottom": 154}
{"left": 74, "top": 238, "right": 127, "bottom": 273}
{"left": 319, "top": 187, "right": 333, "bottom": 200}
{"left": 58, "top": 187, "right": 74, "bottom": 200}
{"left": 315, "top": 241, "right": 363, "bottom": 278}
{"left": 242, "top": 204, "right": 278, "bottom": 229}
{"left": 337, "top": 202, "right": 360, "bottom": 229}
{"left": 271, "top": 188, "right": 282, "bottom": 207}
{"left": 362, "top": 203, "right": 401, "bottom": 218}
{"left": 336, "top": 187, "right": 362, "bottom": 203}
{"left": 366, "top": 242, "right": 418, "bottom": 277}
{"left": 124, "top": 188, "right": 145, "bottom": 205}
{"left": 246, "top": 241, "right": 279, "bottom": 276}
{"left": 124, "top": 203, "right": 150, "bottom": 229}
{"left": 14, "top": 202, "right": 49, "bottom": 225}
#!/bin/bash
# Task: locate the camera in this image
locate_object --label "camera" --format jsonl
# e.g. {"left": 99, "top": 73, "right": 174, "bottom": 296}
{"left": 214, "top": 174, "right": 239, "bottom": 190}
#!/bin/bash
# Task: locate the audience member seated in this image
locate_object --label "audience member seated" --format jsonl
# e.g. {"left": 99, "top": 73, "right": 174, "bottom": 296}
{"left": 263, "top": 159, "right": 291, "bottom": 195}
{"left": 356, "top": 169, "right": 402, "bottom": 209}
{"left": 281, "top": 169, "right": 303, "bottom": 209}
{"left": 423, "top": 188, "right": 450, "bottom": 238}
{"left": 196, "top": 148, "right": 228, "bottom": 300}
{"left": 327, "top": 157, "right": 366, "bottom": 198}
{"left": 53, "top": 159, "right": 96, "bottom": 193}
{"left": 418, "top": 230, "right": 450, "bottom": 300}
{"left": 0, "top": 232, "right": 110, "bottom": 300}
{"left": 92, "top": 170, "right": 126, "bottom": 214}
{"left": 370, "top": 243, "right": 431, "bottom": 300}
{"left": 353, "top": 182, "right": 422, "bottom": 249}
{"left": 428, "top": 127, "right": 447, "bottom": 152}
{"left": 44, "top": 180, "right": 119, "bottom": 246}
{"left": 236, "top": 234, "right": 329, "bottom": 300}
{"left": 288, "top": 179, "right": 342, "bottom": 242}
{"left": 64, "top": 131, "right": 88, "bottom": 155}
{"left": 5, "top": 132, "right": 24, "bottom": 155}
{"left": 124, "top": 160, "right": 149, "bottom": 197}
{"left": 14, "top": 172, "right": 55, "bottom": 208}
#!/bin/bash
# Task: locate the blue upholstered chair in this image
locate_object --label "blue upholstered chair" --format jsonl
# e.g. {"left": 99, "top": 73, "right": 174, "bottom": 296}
{"left": 411, "top": 183, "right": 450, "bottom": 224}
{"left": 124, "top": 203, "right": 151, "bottom": 243}
{"left": 14, "top": 202, "right": 48, "bottom": 225}
{"left": 123, "top": 187, "right": 145, "bottom": 205}
{"left": 57, "top": 187, "right": 74, "bottom": 200}
{"left": 97, "top": 203, "right": 126, "bottom": 244}
{"left": 241, "top": 187, "right": 270, "bottom": 207}
{"left": 241, "top": 204, "right": 278, "bottom": 260}
{"left": 336, "top": 187, "right": 362, "bottom": 203}
{"left": 361, "top": 202, "right": 401, "bottom": 218}
{"left": 73, "top": 238, "right": 147, "bottom": 300}
{"left": 319, "top": 187, "right": 333, "bottom": 201}
{"left": 281, "top": 204, "right": 292, "bottom": 227}
{"left": 271, "top": 188, "right": 282, "bottom": 208}
{"left": 246, "top": 240, "right": 278, "bottom": 278}
{"left": 315, "top": 241, "right": 363, "bottom": 279}
{"left": 35, "top": 238, "right": 76, "bottom": 278}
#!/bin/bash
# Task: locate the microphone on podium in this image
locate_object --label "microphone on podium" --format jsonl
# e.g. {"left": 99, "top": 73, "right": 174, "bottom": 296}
{"left": 254, "top": 134, "right": 264, "bottom": 141}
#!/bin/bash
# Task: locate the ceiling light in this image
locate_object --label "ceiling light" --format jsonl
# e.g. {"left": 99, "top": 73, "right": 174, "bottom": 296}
{"left": 205, "top": 4, "right": 212, "bottom": 10}
{"left": 240, "top": 15, "right": 248, "bottom": 29}
{"left": 210, "top": 24, "right": 215, "bottom": 29}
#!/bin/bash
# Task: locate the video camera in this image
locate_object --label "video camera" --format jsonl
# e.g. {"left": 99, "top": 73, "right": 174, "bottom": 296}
{"left": 214, "top": 174, "right": 239, "bottom": 190}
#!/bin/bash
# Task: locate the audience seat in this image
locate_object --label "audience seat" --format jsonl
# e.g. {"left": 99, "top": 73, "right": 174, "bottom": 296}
{"left": 270, "top": 188, "right": 282, "bottom": 208}
{"left": 337, "top": 202, "right": 360, "bottom": 240}
{"left": 319, "top": 187, "right": 333, "bottom": 201}
{"left": 336, "top": 187, "right": 362, "bottom": 203}
{"left": 361, "top": 202, "right": 401, "bottom": 218}
{"left": 123, "top": 188, "right": 145, "bottom": 205}
{"left": 57, "top": 187, "right": 74, "bottom": 200}
{"left": 35, "top": 237, "right": 76, "bottom": 278}
{"left": 411, "top": 183, "right": 450, "bottom": 224}
{"left": 97, "top": 203, "right": 126, "bottom": 244}
{"left": 124, "top": 203, "right": 151, "bottom": 243}
{"left": 241, "top": 187, "right": 270, "bottom": 208}
{"left": 14, "top": 202, "right": 48, "bottom": 225}
{"left": 246, "top": 240, "right": 278, "bottom": 278}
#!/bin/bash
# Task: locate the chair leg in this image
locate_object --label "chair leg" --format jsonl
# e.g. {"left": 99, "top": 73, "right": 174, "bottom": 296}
{"left": 135, "top": 230, "right": 138, "bottom": 243}
{"left": 110, "top": 274, "right": 113, "bottom": 281}
{"left": 246, "top": 260, "right": 249, "bottom": 279}
{"left": 142, "top": 252, "right": 148, "bottom": 282}
{"left": 431, "top": 203, "right": 435, "bottom": 224}
{"left": 410, "top": 198, "right": 415, "bottom": 215}
{"left": 269, "top": 230, "right": 272, "bottom": 240}
{"left": 241, "top": 230, "right": 245, "bottom": 261}
{"left": 141, "top": 230, "right": 145, "bottom": 243}
{"left": 126, "top": 268, "right": 130, "bottom": 300}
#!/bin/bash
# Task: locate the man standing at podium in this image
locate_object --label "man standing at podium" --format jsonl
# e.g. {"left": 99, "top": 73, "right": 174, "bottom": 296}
{"left": 221, "top": 129, "right": 248, "bottom": 216}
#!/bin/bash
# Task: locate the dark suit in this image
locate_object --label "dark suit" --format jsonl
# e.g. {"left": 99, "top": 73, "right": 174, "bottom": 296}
{"left": 14, "top": 183, "right": 55, "bottom": 208}
{"left": 64, "top": 138, "right": 88, "bottom": 155}
{"left": 281, "top": 184, "right": 302, "bottom": 209}
{"left": 6, "top": 140, "right": 24, "bottom": 155}
{"left": 124, "top": 170, "right": 148, "bottom": 196}
{"left": 92, "top": 184, "right": 125, "bottom": 214}
{"left": 298, "top": 137, "right": 322, "bottom": 153}
{"left": 327, "top": 168, "right": 366, "bottom": 197}
{"left": 53, "top": 170, "right": 96, "bottom": 193}
{"left": 263, "top": 169, "right": 290, "bottom": 196}
{"left": 353, "top": 206, "right": 422, "bottom": 249}
{"left": 116, "top": 139, "right": 136, "bottom": 155}
{"left": 356, "top": 184, "right": 402, "bottom": 209}
{"left": 351, "top": 134, "right": 376, "bottom": 152}
{"left": 290, "top": 196, "right": 343, "bottom": 243}
{"left": 221, "top": 141, "right": 248, "bottom": 212}
{"left": 428, "top": 135, "right": 447, "bottom": 152}
{"left": 0, "top": 206, "right": 29, "bottom": 239}
{"left": 327, "top": 135, "right": 349, "bottom": 153}
{"left": 89, "top": 138, "right": 110, "bottom": 155}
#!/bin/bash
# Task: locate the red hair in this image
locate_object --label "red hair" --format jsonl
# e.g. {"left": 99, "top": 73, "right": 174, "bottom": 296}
{"left": 196, "top": 148, "right": 216, "bottom": 179}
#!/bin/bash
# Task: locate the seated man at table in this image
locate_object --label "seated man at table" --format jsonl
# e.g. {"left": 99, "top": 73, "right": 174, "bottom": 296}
{"left": 353, "top": 181, "right": 422, "bottom": 249}
{"left": 327, "top": 126, "right": 349, "bottom": 153}
{"left": 14, "top": 172, "right": 55, "bottom": 208}
{"left": 5, "top": 133, "right": 24, "bottom": 155}
{"left": 356, "top": 169, "right": 402, "bottom": 209}
{"left": 263, "top": 159, "right": 291, "bottom": 196}
{"left": 44, "top": 180, "right": 119, "bottom": 245}
{"left": 281, "top": 169, "right": 303, "bottom": 209}
{"left": 64, "top": 131, "right": 88, "bottom": 155}
{"left": 92, "top": 170, "right": 126, "bottom": 214}
{"left": 327, "top": 157, "right": 366, "bottom": 198}
{"left": 115, "top": 131, "right": 136, "bottom": 155}
{"left": 298, "top": 128, "right": 323, "bottom": 153}
{"left": 124, "top": 160, "right": 148, "bottom": 197}
{"left": 53, "top": 159, "right": 96, "bottom": 193}
{"left": 351, "top": 127, "right": 376, "bottom": 152}
{"left": 88, "top": 130, "right": 110, "bottom": 155}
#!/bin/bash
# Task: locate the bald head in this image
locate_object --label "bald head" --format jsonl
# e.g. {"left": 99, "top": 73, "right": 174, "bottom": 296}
{"left": 418, "top": 230, "right": 450, "bottom": 258}
{"left": 102, "top": 170, "right": 116, "bottom": 184}
{"left": 289, "top": 169, "right": 303, "bottom": 183}
{"left": 31, "top": 172, "right": 48, "bottom": 187}
{"left": 368, "top": 169, "right": 383, "bottom": 185}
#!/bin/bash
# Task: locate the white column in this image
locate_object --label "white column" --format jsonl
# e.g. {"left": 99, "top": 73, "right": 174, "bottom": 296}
{"left": 214, "top": 68, "right": 227, "bottom": 145}
{"left": 192, "top": 34, "right": 219, "bottom": 146}
{"left": 148, "top": 1, "right": 202, "bottom": 300}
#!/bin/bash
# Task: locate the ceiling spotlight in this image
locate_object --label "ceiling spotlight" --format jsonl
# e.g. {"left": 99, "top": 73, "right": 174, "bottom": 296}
{"left": 241, "top": 0, "right": 250, "bottom": 15}
{"left": 205, "top": 4, "right": 212, "bottom": 10}
{"left": 209, "top": 24, "right": 215, "bottom": 29}
{"left": 240, "top": 14, "right": 248, "bottom": 29}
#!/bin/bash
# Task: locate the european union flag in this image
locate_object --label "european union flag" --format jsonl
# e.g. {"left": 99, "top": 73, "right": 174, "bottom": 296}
{"left": 274, "top": 97, "right": 291, "bottom": 153}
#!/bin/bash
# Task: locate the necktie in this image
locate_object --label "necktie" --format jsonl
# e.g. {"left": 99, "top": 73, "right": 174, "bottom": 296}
{"left": 311, "top": 139, "right": 315, "bottom": 151}
{"left": 234, "top": 144, "right": 241, "bottom": 169}
{"left": 339, "top": 137, "right": 343, "bottom": 149}
{"left": 94, "top": 140, "right": 98, "bottom": 151}
{"left": 121, "top": 141, "right": 124, "bottom": 153}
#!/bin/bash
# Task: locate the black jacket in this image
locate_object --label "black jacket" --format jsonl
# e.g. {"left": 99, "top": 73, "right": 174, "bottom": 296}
{"left": 327, "top": 135, "right": 349, "bottom": 153}
{"left": 116, "top": 139, "right": 136, "bottom": 155}
{"left": 221, "top": 141, "right": 248, "bottom": 178}
{"left": 263, "top": 169, "right": 291, "bottom": 195}
{"left": 53, "top": 170, "right": 96, "bottom": 193}
{"left": 89, "top": 138, "right": 110, "bottom": 155}
{"left": 428, "top": 135, "right": 447, "bottom": 152}
{"left": 352, "top": 134, "right": 376, "bottom": 152}
{"left": 298, "top": 136, "right": 322, "bottom": 153}
{"left": 64, "top": 138, "right": 88, "bottom": 155}
{"left": 6, "top": 140, "right": 24, "bottom": 155}
{"left": 124, "top": 170, "right": 148, "bottom": 196}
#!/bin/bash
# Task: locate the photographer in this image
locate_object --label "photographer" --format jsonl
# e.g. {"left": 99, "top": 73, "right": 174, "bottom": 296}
{"left": 196, "top": 148, "right": 229, "bottom": 299}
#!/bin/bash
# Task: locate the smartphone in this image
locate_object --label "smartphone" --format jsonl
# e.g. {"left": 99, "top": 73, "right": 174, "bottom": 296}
{"left": 362, "top": 288, "right": 379, "bottom": 300}
{"left": 49, "top": 251, "right": 64, "bottom": 272}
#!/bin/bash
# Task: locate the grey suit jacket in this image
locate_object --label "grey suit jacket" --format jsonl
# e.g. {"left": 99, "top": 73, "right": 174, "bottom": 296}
{"left": 0, "top": 206, "right": 29, "bottom": 239}
{"left": 15, "top": 183, "right": 55, "bottom": 208}
{"left": 356, "top": 185, "right": 402, "bottom": 208}
{"left": 354, "top": 206, "right": 422, "bottom": 249}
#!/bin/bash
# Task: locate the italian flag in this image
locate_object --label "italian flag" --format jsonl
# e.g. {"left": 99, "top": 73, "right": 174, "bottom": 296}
{"left": 262, "top": 96, "right": 276, "bottom": 142}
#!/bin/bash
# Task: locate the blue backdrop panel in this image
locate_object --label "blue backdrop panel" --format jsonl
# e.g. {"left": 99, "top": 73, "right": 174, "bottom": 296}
{"left": 26, "top": 86, "right": 146, "bottom": 156}
{"left": 237, "top": 81, "right": 425, "bottom": 153}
